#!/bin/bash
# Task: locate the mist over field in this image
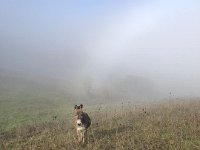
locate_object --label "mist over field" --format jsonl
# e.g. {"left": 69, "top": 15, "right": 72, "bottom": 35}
{"left": 1, "top": 0, "right": 200, "bottom": 102}
{"left": 1, "top": 1, "right": 200, "bottom": 149}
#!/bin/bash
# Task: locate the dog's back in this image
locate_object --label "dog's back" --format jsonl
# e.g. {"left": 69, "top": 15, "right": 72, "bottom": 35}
{"left": 81, "top": 112, "right": 91, "bottom": 129}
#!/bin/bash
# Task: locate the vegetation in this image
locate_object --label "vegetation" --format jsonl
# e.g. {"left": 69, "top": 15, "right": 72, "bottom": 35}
{"left": 1, "top": 99, "right": 200, "bottom": 149}
{"left": 0, "top": 72, "right": 159, "bottom": 132}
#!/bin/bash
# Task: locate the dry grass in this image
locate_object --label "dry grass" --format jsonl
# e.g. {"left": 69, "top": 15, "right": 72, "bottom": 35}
{"left": 1, "top": 99, "right": 200, "bottom": 150}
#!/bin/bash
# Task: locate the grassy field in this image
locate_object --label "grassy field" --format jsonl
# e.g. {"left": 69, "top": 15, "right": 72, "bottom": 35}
{"left": 0, "top": 94, "right": 71, "bottom": 132}
{"left": 0, "top": 72, "right": 73, "bottom": 132}
{"left": 1, "top": 99, "right": 200, "bottom": 149}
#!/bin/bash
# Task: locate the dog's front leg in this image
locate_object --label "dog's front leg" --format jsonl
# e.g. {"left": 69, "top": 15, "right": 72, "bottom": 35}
{"left": 77, "top": 130, "right": 81, "bottom": 142}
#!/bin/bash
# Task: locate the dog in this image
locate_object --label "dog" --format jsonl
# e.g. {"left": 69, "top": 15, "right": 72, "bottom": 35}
{"left": 74, "top": 104, "right": 91, "bottom": 144}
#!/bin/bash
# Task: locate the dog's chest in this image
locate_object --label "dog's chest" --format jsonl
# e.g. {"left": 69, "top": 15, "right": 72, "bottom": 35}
{"left": 77, "top": 126, "right": 86, "bottom": 131}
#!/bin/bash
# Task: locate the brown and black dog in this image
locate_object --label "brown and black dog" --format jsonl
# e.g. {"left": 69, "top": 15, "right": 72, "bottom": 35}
{"left": 74, "top": 104, "right": 91, "bottom": 144}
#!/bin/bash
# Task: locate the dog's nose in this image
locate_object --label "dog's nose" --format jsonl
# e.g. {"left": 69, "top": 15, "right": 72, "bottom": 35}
{"left": 78, "top": 123, "right": 81, "bottom": 126}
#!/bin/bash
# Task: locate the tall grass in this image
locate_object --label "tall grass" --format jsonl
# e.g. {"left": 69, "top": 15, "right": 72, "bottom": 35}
{"left": 1, "top": 99, "right": 200, "bottom": 149}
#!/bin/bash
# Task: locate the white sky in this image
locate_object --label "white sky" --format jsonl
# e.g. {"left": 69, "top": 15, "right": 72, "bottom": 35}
{"left": 0, "top": 0, "right": 200, "bottom": 96}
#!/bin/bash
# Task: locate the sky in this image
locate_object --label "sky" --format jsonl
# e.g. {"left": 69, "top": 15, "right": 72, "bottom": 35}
{"left": 0, "top": 0, "right": 200, "bottom": 97}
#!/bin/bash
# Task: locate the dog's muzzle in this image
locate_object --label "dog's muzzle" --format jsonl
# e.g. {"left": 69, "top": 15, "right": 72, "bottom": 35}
{"left": 77, "top": 119, "right": 82, "bottom": 126}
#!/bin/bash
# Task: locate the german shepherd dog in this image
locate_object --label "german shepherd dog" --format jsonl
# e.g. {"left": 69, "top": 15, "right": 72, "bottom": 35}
{"left": 74, "top": 104, "right": 91, "bottom": 144}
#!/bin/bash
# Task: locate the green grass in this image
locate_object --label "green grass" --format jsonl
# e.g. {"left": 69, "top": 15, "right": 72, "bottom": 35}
{"left": 1, "top": 99, "right": 200, "bottom": 149}
{"left": 0, "top": 94, "right": 72, "bottom": 132}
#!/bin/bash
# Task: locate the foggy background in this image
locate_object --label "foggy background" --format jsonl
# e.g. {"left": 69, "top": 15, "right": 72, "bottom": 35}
{"left": 0, "top": 0, "right": 200, "bottom": 103}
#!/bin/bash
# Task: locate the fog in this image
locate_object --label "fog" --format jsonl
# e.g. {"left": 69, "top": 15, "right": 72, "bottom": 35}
{"left": 0, "top": 0, "right": 200, "bottom": 102}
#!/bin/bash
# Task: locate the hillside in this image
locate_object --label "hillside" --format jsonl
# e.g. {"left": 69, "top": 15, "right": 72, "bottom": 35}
{"left": 0, "top": 70, "right": 160, "bottom": 132}
{"left": 0, "top": 70, "right": 71, "bottom": 131}
{"left": 1, "top": 99, "right": 200, "bottom": 149}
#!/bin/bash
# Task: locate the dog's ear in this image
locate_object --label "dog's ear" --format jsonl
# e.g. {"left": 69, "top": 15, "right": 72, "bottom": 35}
{"left": 80, "top": 104, "right": 83, "bottom": 109}
{"left": 74, "top": 105, "right": 77, "bottom": 110}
